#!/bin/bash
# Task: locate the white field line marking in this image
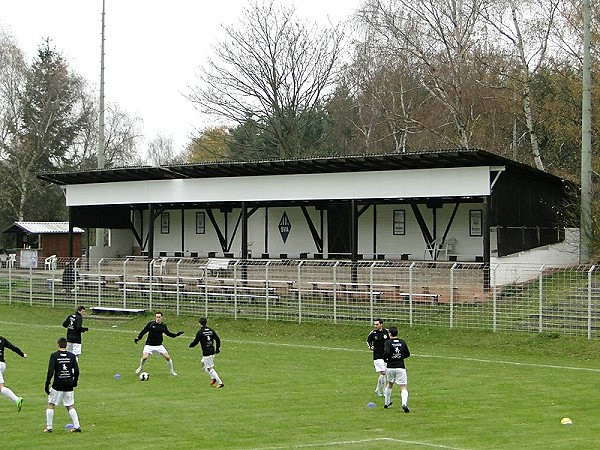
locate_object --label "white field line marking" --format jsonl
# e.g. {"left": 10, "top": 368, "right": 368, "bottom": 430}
{"left": 228, "top": 339, "right": 600, "bottom": 373}
{"left": 1, "top": 319, "right": 599, "bottom": 373}
{"left": 414, "top": 353, "right": 600, "bottom": 373}
{"left": 251, "top": 437, "right": 466, "bottom": 449}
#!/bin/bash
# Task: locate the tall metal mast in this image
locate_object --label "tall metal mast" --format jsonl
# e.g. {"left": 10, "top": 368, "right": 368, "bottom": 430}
{"left": 96, "top": 0, "right": 106, "bottom": 248}
{"left": 99, "top": 0, "right": 106, "bottom": 169}
{"left": 580, "top": 0, "right": 592, "bottom": 263}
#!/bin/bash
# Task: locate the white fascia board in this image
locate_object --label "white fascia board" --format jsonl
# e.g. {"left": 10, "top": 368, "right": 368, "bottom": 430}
{"left": 64, "top": 167, "right": 491, "bottom": 206}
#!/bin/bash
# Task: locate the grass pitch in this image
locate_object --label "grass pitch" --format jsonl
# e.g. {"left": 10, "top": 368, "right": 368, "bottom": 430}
{"left": 0, "top": 303, "right": 598, "bottom": 449}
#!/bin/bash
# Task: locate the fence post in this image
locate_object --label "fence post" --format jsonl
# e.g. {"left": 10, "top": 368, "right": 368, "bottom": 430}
{"left": 176, "top": 259, "right": 183, "bottom": 316}
{"left": 588, "top": 265, "right": 596, "bottom": 340}
{"left": 233, "top": 261, "right": 239, "bottom": 321}
{"left": 29, "top": 266, "right": 33, "bottom": 306}
{"left": 51, "top": 268, "right": 55, "bottom": 308}
{"left": 297, "top": 261, "right": 303, "bottom": 324}
{"left": 97, "top": 258, "right": 104, "bottom": 306}
{"left": 369, "top": 262, "right": 376, "bottom": 323}
{"left": 74, "top": 258, "right": 80, "bottom": 307}
{"left": 409, "top": 262, "right": 416, "bottom": 326}
{"left": 8, "top": 264, "right": 12, "bottom": 304}
{"left": 333, "top": 261, "right": 339, "bottom": 324}
{"left": 492, "top": 265, "right": 498, "bottom": 333}
{"left": 203, "top": 263, "right": 209, "bottom": 318}
{"left": 149, "top": 258, "right": 155, "bottom": 312}
{"left": 122, "top": 258, "right": 129, "bottom": 308}
{"left": 538, "top": 265, "right": 545, "bottom": 334}
{"left": 450, "top": 263, "right": 457, "bottom": 328}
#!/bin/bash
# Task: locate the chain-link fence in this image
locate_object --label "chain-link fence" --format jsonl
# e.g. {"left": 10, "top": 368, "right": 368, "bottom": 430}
{"left": 0, "top": 256, "right": 597, "bottom": 339}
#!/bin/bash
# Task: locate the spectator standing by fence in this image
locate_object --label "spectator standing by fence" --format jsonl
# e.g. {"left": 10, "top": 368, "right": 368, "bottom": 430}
{"left": 61, "top": 262, "right": 77, "bottom": 292}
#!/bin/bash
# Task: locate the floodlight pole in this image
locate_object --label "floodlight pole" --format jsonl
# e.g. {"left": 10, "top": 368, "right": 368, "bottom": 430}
{"left": 99, "top": 0, "right": 106, "bottom": 170}
{"left": 96, "top": 0, "right": 106, "bottom": 248}
{"left": 580, "top": 0, "right": 593, "bottom": 263}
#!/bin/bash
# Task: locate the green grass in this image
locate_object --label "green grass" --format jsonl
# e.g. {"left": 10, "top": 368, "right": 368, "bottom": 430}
{"left": 0, "top": 303, "right": 599, "bottom": 449}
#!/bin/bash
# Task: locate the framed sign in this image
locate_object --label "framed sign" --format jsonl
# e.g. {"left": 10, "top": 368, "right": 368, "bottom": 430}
{"left": 393, "top": 209, "right": 405, "bottom": 235}
{"left": 196, "top": 212, "right": 205, "bottom": 234}
{"left": 469, "top": 210, "right": 482, "bottom": 237}
{"left": 160, "top": 212, "right": 170, "bottom": 234}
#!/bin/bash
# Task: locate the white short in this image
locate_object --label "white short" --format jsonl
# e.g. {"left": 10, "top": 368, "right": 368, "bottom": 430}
{"left": 386, "top": 367, "right": 408, "bottom": 385}
{"left": 373, "top": 359, "right": 386, "bottom": 373}
{"left": 67, "top": 343, "right": 82, "bottom": 356}
{"left": 201, "top": 355, "right": 215, "bottom": 368}
{"left": 47, "top": 388, "right": 75, "bottom": 407}
{"left": 0, "top": 361, "right": 5, "bottom": 384}
{"left": 143, "top": 345, "right": 168, "bottom": 355}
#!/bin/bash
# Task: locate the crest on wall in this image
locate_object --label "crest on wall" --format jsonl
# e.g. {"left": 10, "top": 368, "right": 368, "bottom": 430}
{"left": 278, "top": 212, "right": 291, "bottom": 243}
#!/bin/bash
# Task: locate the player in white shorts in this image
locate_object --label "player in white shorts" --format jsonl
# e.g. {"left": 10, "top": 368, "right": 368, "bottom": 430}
{"left": 44, "top": 337, "right": 81, "bottom": 432}
{"left": 383, "top": 326, "right": 411, "bottom": 412}
{"left": 188, "top": 317, "right": 224, "bottom": 388}
{"left": 0, "top": 335, "right": 26, "bottom": 412}
{"left": 366, "top": 318, "right": 390, "bottom": 396}
{"left": 142, "top": 344, "right": 169, "bottom": 356}
{"left": 62, "top": 306, "right": 88, "bottom": 361}
{"left": 134, "top": 312, "right": 184, "bottom": 376}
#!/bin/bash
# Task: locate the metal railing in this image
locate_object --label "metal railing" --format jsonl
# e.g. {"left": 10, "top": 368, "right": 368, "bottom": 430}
{"left": 0, "top": 256, "right": 598, "bottom": 339}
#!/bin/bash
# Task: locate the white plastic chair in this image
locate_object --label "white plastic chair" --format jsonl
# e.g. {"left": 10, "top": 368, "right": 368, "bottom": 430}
{"left": 7, "top": 253, "right": 16, "bottom": 268}
{"left": 0, "top": 253, "right": 7, "bottom": 268}
{"left": 446, "top": 238, "right": 457, "bottom": 258}
{"left": 152, "top": 257, "right": 167, "bottom": 275}
{"left": 44, "top": 254, "right": 58, "bottom": 270}
{"left": 424, "top": 238, "right": 450, "bottom": 261}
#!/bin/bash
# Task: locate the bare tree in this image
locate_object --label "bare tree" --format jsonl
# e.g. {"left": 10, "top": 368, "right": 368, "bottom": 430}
{"left": 62, "top": 94, "right": 142, "bottom": 170}
{"left": 147, "top": 133, "right": 177, "bottom": 166}
{"left": 481, "top": 0, "right": 561, "bottom": 171}
{"left": 357, "top": 0, "right": 494, "bottom": 149}
{"left": 339, "top": 33, "right": 434, "bottom": 154}
{"left": 188, "top": 0, "right": 345, "bottom": 158}
{"left": 101, "top": 102, "right": 142, "bottom": 167}
{"left": 0, "top": 31, "right": 26, "bottom": 154}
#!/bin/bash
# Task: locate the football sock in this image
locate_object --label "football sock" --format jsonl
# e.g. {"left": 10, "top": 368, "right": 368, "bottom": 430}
{"left": 401, "top": 388, "right": 409, "bottom": 407}
{"left": 209, "top": 368, "right": 222, "bottom": 385}
{"left": 167, "top": 359, "right": 175, "bottom": 372}
{"left": 384, "top": 387, "right": 392, "bottom": 405}
{"left": 139, "top": 358, "right": 146, "bottom": 370}
{"left": 1, "top": 386, "right": 18, "bottom": 402}
{"left": 378, "top": 375, "right": 386, "bottom": 392}
{"left": 69, "top": 408, "right": 80, "bottom": 428}
{"left": 46, "top": 408, "right": 54, "bottom": 428}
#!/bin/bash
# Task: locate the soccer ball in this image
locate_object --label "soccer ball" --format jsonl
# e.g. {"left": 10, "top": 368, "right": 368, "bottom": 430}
{"left": 139, "top": 371, "right": 149, "bottom": 381}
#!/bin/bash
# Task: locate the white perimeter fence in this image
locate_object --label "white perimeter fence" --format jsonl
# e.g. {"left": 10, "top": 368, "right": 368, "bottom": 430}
{"left": 0, "top": 256, "right": 598, "bottom": 339}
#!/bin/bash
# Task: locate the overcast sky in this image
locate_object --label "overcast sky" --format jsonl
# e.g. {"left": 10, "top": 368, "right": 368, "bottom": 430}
{"left": 0, "top": 0, "right": 361, "bottom": 156}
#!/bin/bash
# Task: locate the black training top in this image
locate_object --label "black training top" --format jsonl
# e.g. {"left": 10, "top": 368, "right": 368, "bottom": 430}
{"left": 62, "top": 312, "right": 88, "bottom": 344}
{"left": 189, "top": 326, "right": 220, "bottom": 356}
{"left": 383, "top": 337, "right": 410, "bottom": 369}
{"left": 46, "top": 350, "right": 79, "bottom": 392}
{"left": 0, "top": 336, "right": 25, "bottom": 362}
{"left": 137, "top": 321, "right": 178, "bottom": 346}
{"left": 366, "top": 328, "right": 390, "bottom": 360}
